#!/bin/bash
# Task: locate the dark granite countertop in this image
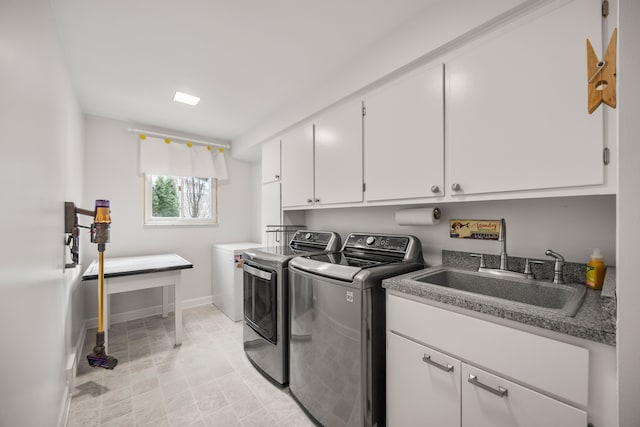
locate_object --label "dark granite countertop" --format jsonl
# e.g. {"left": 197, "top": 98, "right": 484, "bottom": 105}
{"left": 383, "top": 250, "right": 616, "bottom": 346}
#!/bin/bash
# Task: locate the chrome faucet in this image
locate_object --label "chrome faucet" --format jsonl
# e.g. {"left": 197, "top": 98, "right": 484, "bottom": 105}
{"left": 469, "top": 219, "right": 548, "bottom": 280}
{"left": 498, "top": 218, "right": 507, "bottom": 270}
{"left": 545, "top": 249, "right": 565, "bottom": 284}
{"left": 470, "top": 219, "right": 525, "bottom": 278}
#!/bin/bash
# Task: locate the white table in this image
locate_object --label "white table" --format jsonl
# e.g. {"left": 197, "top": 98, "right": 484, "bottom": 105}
{"left": 82, "top": 254, "right": 193, "bottom": 348}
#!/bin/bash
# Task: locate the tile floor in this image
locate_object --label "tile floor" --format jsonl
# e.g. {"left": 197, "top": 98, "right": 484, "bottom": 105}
{"left": 68, "top": 305, "right": 314, "bottom": 427}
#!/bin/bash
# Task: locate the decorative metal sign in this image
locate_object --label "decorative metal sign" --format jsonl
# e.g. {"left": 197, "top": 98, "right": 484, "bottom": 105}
{"left": 450, "top": 220, "right": 501, "bottom": 240}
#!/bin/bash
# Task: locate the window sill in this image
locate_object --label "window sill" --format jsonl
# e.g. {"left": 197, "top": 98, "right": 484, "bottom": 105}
{"left": 143, "top": 221, "right": 219, "bottom": 228}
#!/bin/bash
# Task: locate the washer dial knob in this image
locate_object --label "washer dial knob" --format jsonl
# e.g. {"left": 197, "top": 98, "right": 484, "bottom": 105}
{"left": 365, "top": 236, "right": 376, "bottom": 245}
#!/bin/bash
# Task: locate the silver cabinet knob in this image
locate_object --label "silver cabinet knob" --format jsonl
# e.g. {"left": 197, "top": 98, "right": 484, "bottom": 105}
{"left": 430, "top": 185, "right": 440, "bottom": 193}
{"left": 451, "top": 183, "right": 462, "bottom": 191}
{"left": 307, "top": 198, "right": 313, "bottom": 203}
{"left": 275, "top": 174, "right": 280, "bottom": 180}
{"left": 314, "top": 198, "right": 320, "bottom": 203}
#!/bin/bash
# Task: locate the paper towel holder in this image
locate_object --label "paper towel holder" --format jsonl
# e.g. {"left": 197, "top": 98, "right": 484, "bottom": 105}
{"left": 395, "top": 207, "right": 442, "bottom": 226}
{"left": 433, "top": 208, "right": 442, "bottom": 220}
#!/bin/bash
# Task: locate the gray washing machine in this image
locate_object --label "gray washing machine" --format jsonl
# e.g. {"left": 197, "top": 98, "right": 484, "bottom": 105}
{"left": 242, "top": 230, "right": 341, "bottom": 386}
{"left": 289, "top": 233, "right": 424, "bottom": 426}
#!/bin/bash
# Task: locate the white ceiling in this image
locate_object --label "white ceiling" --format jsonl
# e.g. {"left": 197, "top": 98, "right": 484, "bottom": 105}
{"left": 52, "top": 0, "right": 433, "bottom": 145}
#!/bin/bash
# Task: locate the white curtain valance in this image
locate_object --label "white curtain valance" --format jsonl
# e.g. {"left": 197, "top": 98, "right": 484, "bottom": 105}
{"left": 138, "top": 135, "right": 228, "bottom": 180}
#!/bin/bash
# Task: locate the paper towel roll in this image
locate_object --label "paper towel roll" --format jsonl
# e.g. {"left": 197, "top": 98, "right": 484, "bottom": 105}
{"left": 395, "top": 207, "right": 441, "bottom": 226}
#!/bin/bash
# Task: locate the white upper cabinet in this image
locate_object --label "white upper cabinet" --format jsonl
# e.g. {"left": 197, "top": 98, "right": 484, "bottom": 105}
{"left": 446, "top": 0, "right": 604, "bottom": 196}
{"left": 261, "top": 139, "right": 281, "bottom": 184}
{"left": 281, "top": 124, "right": 314, "bottom": 208}
{"left": 261, "top": 181, "right": 281, "bottom": 245}
{"left": 314, "top": 98, "right": 363, "bottom": 205}
{"left": 364, "top": 64, "right": 444, "bottom": 201}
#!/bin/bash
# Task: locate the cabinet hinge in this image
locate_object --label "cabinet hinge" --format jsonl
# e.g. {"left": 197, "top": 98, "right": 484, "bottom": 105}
{"left": 362, "top": 105, "right": 367, "bottom": 116}
{"left": 363, "top": 182, "right": 366, "bottom": 192}
{"left": 603, "top": 147, "right": 610, "bottom": 165}
{"left": 602, "top": 0, "right": 609, "bottom": 17}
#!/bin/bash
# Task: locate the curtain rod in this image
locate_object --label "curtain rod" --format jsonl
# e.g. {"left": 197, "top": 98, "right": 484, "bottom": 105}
{"left": 127, "top": 128, "right": 231, "bottom": 150}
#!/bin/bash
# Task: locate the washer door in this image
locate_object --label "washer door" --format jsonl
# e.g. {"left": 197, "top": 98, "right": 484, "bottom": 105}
{"left": 243, "top": 262, "right": 277, "bottom": 344}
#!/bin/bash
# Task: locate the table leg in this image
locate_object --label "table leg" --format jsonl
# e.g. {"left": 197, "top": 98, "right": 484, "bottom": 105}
{"left": 174, "top": 273, "right": 183, "bottom": 346}
{"left": 162, "top": 286, "right": 169, "bottom": 318}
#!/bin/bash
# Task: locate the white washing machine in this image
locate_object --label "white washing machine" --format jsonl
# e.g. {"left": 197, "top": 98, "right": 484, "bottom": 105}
{"left": 212, "top": 242, "right": 261, "bottom": 321}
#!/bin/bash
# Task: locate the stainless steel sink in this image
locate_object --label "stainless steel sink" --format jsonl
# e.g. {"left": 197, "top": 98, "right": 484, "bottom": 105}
{"left": 413, "top": 267, "right": 586, "bottom": 317}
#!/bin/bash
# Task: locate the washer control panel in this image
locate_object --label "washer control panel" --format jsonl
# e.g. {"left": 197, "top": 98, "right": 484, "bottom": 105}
{"left": 345, "top": 234, "right": 410, "bottom": 253}
{"left": 291, "top": 231, "right": 331, "bottom": 244}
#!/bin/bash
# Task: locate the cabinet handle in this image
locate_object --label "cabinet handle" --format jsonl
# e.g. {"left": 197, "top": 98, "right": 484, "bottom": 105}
{"left": 430, "top": 185, "right": 440, "bottom": 194}
{"left": 314, "top": 198, "right": 320, "bottom": 203}
{"left": 307, "top": 198, "right": 313, "bottom": 203}
{"left": 451, "top": 183, "right": 462, "bottom": 191}
{"left": 275, "top": 174, "right": 280, "bottom": 180}
{"left": 468, "top": 374, "right": 508, "bottom": 397}
{"left": 422, "top": 354, "right": 454, "bottom": 372}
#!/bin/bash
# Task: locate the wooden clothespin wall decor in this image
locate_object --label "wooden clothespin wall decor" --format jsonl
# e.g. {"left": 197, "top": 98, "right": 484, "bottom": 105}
{"left": 586, "top": 28, "right": 617, "bottom": 114}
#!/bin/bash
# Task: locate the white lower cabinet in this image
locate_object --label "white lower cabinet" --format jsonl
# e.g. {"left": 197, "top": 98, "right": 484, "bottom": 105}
{"left": 387, "top": 332, "right": 461, "bottom": 427}
{"left": 387, "top": 294, "right": 588, "bottom": 427}
{"left": 462, "top": 364, "right": 586, "bottom": 427}
{"left": 387, "top": 331, "right": 587, "bottom": 427}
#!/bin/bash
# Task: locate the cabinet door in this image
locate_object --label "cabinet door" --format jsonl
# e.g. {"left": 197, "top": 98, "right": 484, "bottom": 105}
{"left": 281, "top": 124, "right": 314, "bottom": 208}
{"left": 446, "top": 0, "right": 603, "bottom": 196}
{"left": 261, "top": 181, "right": 281, "bottom": 246}
{"left": 314, "top": 98, "right": 363, "bottom": 205}
{"left": 365, "top": 65, "right": 444, "bottom": 201}
{"left": 387, "top": 332, "right": 461, "bottom": 427}
{"left": 261, "top": 139, "right": 280, "bottom": 184}
{"left": 462, "top": 364, "right": 587, "bottom": 427}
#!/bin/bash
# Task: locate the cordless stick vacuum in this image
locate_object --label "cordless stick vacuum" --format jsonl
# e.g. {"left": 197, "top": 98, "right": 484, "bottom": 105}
{"left": 85, "top": 200, "right": 118, "bottom": 370}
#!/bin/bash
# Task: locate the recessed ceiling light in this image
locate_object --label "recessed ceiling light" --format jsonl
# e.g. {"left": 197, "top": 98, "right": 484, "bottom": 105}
{"left": 173, "top": 91, "right": 200, "bottom": 106}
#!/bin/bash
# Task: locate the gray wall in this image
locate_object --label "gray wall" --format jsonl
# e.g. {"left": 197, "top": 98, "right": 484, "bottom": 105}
{"left": 302, "top": 195, "right": 616, "bottom": 268}
{"left": 82, "top": 115, "right": 256, "bottom": 322}
{"left": 0, "top": 1, "right": 85, "bottom": 425}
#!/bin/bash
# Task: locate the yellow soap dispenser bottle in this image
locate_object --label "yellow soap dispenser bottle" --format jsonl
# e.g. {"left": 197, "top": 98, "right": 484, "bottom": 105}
{"left": 586, "top": 248, "right": 606, "bottom": 290}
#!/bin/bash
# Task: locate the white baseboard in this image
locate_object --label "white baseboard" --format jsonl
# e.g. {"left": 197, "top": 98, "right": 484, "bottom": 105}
{"left": 84, "top": 295, "right": 213, "bottom": 328}
{"left": 58, "top": 383, "right": 71, "bottom": 427}
{"left": 67, "top": 321, "right": 87, "bottom": 389}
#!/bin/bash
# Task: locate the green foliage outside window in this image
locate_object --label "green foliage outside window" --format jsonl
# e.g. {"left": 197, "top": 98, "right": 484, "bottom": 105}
{"left": 152, "top": 176, "right": 180, "bottom": 217}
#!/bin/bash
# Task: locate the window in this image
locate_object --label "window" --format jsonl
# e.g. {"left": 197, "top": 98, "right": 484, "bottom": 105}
{"left": 144, "top": 174, "right": 217, "bottom": 225}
